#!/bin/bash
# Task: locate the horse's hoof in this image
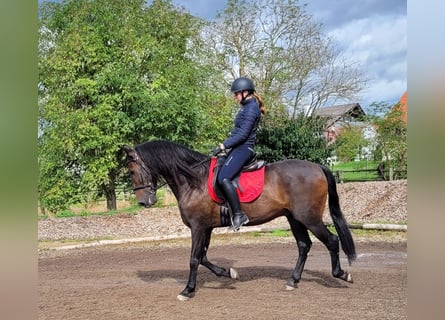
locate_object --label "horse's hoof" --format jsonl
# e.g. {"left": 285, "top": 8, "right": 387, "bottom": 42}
{"left": 177, "top": 293, "right": 193, "bottom": 301}
{"left": 177, "top": 290, "right": 194, "bottom": 301}
{"left": 177, "top": 294, "right": 189, "bottom": 301}
{"left": 334, "top": 271, "right": 353, "bottom": 283}
{"left": 230, "top": 267, "right": 239, "bottom": 279}
{"left": 285, "top": 279, "right": 296, "bottom": 290}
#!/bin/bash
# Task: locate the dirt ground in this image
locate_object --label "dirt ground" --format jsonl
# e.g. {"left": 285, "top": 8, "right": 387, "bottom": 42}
{"left": 38, "top": 234, "right": 407, "bottom": 320}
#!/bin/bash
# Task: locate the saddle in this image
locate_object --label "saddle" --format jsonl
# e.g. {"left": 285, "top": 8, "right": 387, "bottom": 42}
{"left": 207, "top": 154, "right": 266, "bottom": 204}
{"left": 207, "top": 154, "right": 266, "bottom": 227}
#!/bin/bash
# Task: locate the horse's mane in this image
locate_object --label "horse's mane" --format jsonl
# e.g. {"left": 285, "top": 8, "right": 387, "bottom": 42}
{"left": 134, "top": 140, "right": 209, "bottom": 189}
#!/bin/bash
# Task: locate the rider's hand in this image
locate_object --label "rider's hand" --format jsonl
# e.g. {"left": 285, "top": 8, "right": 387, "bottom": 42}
{"left": 211, "top": 143, "right": 225, "bottom": 156}
{"left": 211, "top": 146, "right": 221, "bottom": 156}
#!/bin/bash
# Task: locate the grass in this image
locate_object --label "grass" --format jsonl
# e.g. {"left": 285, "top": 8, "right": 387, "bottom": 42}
{"left": 331, "top": 160, "right": 381, "bottom": 182}
{"left": 332, "top": 160, "right": 379, "bottom": 171}
{"left": 38, "top": 186, "right": 178, "bottom": 220}
{"left": 251, "top": 229, "right": 291, "bottom": 237}
{"left": 39, "top": 203, "right": 142, "bottom": 219}
{"left": 39, "top": 227, "right": 406, "bottom": 250}
{"left": 363, "top": 219, "right": 407, "bottom": 225}
{"left": 250, "top": 227, "right": 406, "bottom": 240}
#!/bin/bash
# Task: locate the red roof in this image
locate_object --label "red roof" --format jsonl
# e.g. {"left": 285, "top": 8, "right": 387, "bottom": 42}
{"left": 396, "top": 91, "right": 407, "bottom": 124}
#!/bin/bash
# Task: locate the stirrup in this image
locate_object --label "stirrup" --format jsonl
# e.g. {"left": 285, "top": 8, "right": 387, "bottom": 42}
{"left": 229, "top": 213, "right": 249, "bottom": 232}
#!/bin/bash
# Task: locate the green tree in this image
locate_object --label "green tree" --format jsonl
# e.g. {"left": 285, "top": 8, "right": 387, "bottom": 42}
{"left": 367, "top": 102, "right": 407, "bottom": 179}
{"left": 38, "top": 0, "right": 219, "bottom": 213}
{"left": 256, "top": 116, "right": 333, "bottom": 164}
{"left": 334, "top": 125, "right": 367, "bottom": 162}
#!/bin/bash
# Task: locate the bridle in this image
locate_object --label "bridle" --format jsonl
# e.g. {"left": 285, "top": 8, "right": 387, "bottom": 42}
{"left": 126, "top": 151, "right": 158, "bottom": 194}
{"left": 132, "top": 183, "right": 155, "bottom": 192}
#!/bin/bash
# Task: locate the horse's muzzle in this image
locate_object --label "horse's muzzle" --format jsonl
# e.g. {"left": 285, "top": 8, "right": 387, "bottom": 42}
{"left": 138, "top": 194, "right": 157, "bottom": 208}
{"left": 138, "top": 201, "right": 151, "bottom": 208}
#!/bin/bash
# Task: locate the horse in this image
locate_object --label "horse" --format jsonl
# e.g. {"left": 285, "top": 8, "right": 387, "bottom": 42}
{"left": 123, "top": 140, "right": 356, "bottom": 301}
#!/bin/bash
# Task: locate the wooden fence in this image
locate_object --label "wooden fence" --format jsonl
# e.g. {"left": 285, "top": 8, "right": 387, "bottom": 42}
{"left": 332, "top": 168, "right": 407, "bottom": 183}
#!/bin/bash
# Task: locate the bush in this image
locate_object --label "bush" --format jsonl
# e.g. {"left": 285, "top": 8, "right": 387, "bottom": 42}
{"left": 256, "top": 116, "right": 333, "bottom": 165}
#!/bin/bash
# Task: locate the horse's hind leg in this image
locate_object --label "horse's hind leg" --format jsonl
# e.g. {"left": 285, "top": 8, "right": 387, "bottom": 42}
{"left": 308, "top": 223, "right": 353, "bottom": 283}
{"left": 286, "top": 217, "right": 312, "bottom": 290}
{"left": 200, "top": 228, "right": 237, "bottom": 279}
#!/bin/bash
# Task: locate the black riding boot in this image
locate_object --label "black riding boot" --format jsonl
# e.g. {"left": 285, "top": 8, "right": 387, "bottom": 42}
{"left": 221, "top": 178, "right": 249, "bottom": 231}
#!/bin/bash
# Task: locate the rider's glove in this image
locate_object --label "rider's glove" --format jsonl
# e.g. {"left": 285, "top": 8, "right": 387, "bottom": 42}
{"left": 211, "top": 143, "right": 225, "bottom": 156}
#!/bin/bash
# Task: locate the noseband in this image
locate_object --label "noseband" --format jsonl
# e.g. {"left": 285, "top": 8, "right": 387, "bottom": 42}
{"left": 132, "top": 183, "right": 154, "bottom": 192}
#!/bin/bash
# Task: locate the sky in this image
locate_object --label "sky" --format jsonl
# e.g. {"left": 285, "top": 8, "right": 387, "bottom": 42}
{"left": 170, "top": 0, "right": 407, "bottom": 109}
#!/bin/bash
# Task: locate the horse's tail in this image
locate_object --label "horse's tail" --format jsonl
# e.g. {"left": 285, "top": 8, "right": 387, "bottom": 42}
{"left": 320, "top": 165, "right": 356, "bottom": 265}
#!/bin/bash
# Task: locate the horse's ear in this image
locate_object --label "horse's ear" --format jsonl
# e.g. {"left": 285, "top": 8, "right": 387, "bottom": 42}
{"left": 121, "top": 145, "right": 134, "bottom": 156}
{"left": 120, "top": 145, "right": 137, "bottom": 163}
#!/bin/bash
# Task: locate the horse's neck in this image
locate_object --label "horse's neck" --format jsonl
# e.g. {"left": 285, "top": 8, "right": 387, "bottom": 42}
{"left": 158, "top": 170, "right": 186, "bottom": 201}
{"left": 161, "top": 170, "right": 205, "bottom": 203}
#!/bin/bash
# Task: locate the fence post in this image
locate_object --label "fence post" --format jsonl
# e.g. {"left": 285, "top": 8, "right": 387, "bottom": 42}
{"left": 335, "top": 170, "right": 344, "bottom": 183}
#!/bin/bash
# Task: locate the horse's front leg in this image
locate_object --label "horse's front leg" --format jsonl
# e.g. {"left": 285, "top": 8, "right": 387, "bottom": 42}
{"left": 200, "top": 228, "right": 238, "bottom": 279}
{"left": 177, "top": 226, "right": 207, "bottom": 301}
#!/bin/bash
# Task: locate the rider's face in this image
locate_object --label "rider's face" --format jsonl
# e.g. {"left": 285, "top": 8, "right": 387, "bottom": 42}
{"left": 233, "top": 91, "right": 244, "bottom": 103}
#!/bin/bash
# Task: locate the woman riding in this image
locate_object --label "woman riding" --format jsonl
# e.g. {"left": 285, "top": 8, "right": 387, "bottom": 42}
{"left": 212, "top": 77, "right": 266, "bottom": 231}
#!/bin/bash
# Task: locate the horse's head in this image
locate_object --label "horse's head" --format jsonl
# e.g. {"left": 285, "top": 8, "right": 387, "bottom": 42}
{"left": 123, "top": 145, "right": 157, "bottom": 208}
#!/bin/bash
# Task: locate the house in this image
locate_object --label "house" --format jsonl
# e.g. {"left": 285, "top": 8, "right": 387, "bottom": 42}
{"left": 312, "top": 103, "right": 366, "bottom": 145}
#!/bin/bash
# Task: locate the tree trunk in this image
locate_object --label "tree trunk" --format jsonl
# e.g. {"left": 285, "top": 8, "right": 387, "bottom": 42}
{"left": 105, "top": 186, "right": 117, "bottom": 211}
{"left": 103, "top": 172, "right": 117, "bottom": 211}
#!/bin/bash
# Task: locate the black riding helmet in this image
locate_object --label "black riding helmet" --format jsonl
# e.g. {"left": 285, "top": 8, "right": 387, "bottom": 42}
{"left": 231, "top": 77, "right": 255, "bottom": 93}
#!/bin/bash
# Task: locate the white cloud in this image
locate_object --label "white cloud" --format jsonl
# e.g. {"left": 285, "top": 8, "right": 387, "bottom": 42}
{"left": 327, "top": 14, "right": 406, "bottom": 106}
{"left": 363, "top": 78, "right": 406, "bottom": 106}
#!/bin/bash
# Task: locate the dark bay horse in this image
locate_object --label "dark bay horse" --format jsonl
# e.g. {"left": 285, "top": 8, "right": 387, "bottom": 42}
{"left": 124, "top": 140, "right": 356, "bottom": 301}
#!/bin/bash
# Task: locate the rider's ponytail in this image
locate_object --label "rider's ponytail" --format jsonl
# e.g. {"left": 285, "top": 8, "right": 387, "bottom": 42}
{"left": 253, "top": 92, "right": 266, "bottom": 114}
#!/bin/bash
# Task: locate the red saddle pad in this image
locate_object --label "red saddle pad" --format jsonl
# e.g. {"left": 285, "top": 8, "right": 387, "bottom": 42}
{"left": 207, "top": 157, "right": 265, "bottom": 203}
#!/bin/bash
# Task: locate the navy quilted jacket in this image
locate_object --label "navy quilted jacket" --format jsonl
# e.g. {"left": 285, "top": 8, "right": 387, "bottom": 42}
{"left": 223, "top": 98, "right": 261, "bottom": 149}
